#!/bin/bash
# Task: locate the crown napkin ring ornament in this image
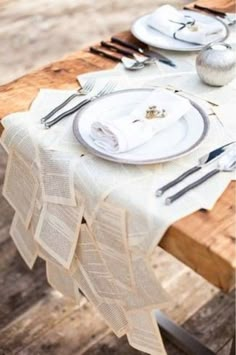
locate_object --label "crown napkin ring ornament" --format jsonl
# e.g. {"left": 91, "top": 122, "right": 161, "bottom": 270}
{"left": 145, "top": 106, "right": 166, "bottom": 119}
{"left": 187, "top": 23, "right": 198, "bottom": 32}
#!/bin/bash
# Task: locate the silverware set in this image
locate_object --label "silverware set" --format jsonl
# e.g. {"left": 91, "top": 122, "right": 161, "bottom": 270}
{"left": 111, "top": 37, "right": 176, "bottom": 67}
{"left": 42, "top": 80, "right": 117, "bottom": 129}
{"left": 156, "top": 142, "right": 236, "bottom": 204}
{"left": 90, "top": 36, "right": 176, "bottom": 70}
{"left": 41, "top": 79, "right": 95, "bottom": 125}
{"left": 90, "top": 47, "right": 144, "bottom": 70}
{"left": 165, "top": 156, "right": 236, "bottom": 204}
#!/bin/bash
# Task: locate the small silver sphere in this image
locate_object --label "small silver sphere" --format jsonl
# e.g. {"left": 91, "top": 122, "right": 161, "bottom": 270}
{"left": 196, "top": 42, "right": 236, "bottom": 87}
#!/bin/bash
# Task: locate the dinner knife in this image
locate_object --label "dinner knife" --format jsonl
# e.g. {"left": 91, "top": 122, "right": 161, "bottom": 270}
{"left": 183, "top": 4, "right": 227, "bottom": 18}
{"left": 194, "top": 4, "right": 227, "bottom": 18}
{"left": 155, "top": 142, "right": 235, "bottom": 197}
{"left": 111, "top": 36, "right": 176, "bottom": 67}
{"left": 100, "top": 41, "right": 135, "bottom": 57}
{"left": 184, "top": 6, "right": 236, "bottom": 26}
{"left": 90, "top": 47, "right": 121, "bottom": 62}
{"left": 194, "top": 5, "right": 236, "bottom": 25}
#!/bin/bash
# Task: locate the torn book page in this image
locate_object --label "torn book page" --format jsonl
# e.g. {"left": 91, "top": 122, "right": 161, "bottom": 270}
{"left": 213, "top": 103, "right": 236, "bottom": 141}
{"left": 0, "top": 111, "right": 33, "bottom": 132}
{"left": 74, "top": 155, "right": 148, "bottom": 224}
{"left": 91, "top": 201, "right": 134, "bottom": 289}
{"left": 46, "top": 260, "right": 82, "bottom": 303}
{"left": 121, "top": 257, "right": 169, "bottom": 311}
{"left": 0, "top": 123, "right": 36, "bottom": 165}
{"left": 10, "top": 214, "right": 37, "bottom": 269}
{"left": 2, "top": 150, "right": 39, "bottom": 228}
{"left": 145, "top": 72, "right": 236, "bottom": 105}
{"left": 37, "top": 244, "right": 60, "bottom": 266}
{"left": 105, "top": 174, "right": 157, "bottom": 254}
{"left": 29, "top": 183, "right": 42, "bottom": 236}
{"left": 71, "top": 257, "right": 128, "bottom": 337}
{"left": 35, "top": 200, "right": 84, "bottom": 269}
{"left": 38, "top": 148, "right": 76, "bottom": 206}
{"left": 127, "top": 310, "right": 167, "bottom": 355}
{"left": 76, "top": 224, "right": 123, "bottom": 300}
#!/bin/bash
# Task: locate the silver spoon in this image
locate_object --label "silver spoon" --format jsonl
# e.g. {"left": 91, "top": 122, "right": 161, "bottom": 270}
{"left": 90, "top": 47, "right": 144, "bottom": 71}
{"left": 121, "top": 56, "right": 145, "bottom": 70}
{"left": 133, "top": 53, "right": 156, "bottom": 65}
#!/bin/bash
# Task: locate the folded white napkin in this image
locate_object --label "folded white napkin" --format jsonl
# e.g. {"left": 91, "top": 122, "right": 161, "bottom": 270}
{"left": 90, "top": 89, "right": 192, "bottom": 154}
{"left": 148, "top": 5, "right": 223, "bottom": 45}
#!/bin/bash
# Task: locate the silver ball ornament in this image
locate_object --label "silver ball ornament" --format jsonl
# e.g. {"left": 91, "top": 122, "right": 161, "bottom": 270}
{"left": 196, "top": 42, "right": 236, "bottom": 87}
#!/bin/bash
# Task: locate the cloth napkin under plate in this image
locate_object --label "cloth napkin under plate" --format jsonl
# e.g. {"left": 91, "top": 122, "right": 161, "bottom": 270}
{"left": 90, "top": 89, "right": 192, "bottom": 154}
{"left": 148, "top": 5, "right": 223, "bottom": 45}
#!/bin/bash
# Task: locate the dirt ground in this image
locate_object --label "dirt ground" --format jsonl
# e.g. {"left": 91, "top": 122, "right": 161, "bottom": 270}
{"left": 0, "top": 0, "right": 185, "bottom": 85}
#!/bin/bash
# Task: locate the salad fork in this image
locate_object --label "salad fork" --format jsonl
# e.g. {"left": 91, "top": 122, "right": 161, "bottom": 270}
{"left": 44, "top": 80, "right": 117, "bottom": 129}
{"left": 41, "top": 79, "right": 95, "bottom": 123}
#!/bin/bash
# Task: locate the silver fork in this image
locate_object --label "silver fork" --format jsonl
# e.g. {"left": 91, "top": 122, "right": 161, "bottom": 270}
{"left": 45, "top": 80, "right": 117, "bottom": 129}
{"left": 41, "top": 79, "right": 95, "bottom": 123}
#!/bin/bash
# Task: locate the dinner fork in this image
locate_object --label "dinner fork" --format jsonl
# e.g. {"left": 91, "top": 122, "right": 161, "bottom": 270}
{"left": 44, "top": 80, "right": 117, "bottom": 129}
{"left": 41, "top": 79, "right": 95, "bottom": 123}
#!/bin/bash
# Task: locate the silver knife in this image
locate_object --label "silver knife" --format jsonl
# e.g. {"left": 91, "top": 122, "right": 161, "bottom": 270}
{"left": 111, "top": 37, "right": 176, "bottom": 67}
{"left": 156, "top": 141, "right": 235, "bottom": 197}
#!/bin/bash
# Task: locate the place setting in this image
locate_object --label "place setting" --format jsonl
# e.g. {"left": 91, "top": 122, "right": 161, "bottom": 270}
{"left": 30, "top": 2, "right": 236, "bottom": 210}
{"left": 87, "top": 3, "right": 229, "bottom": 74}
{"left": 131, "top": 4, "right": 228, "bottom": 52}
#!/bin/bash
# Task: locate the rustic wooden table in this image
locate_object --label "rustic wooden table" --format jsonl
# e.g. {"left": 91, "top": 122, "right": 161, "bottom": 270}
{"left": 0, "top": 31, "right": 235, "bottom": 355}
{"left": 1, "top": 31, "right": 235, "bottom": 293}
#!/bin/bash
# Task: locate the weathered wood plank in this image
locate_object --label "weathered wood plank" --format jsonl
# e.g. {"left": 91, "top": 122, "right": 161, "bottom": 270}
{"left": 0, "top": 244, "right": 48, "bottom": 330}
{"left": 217, "top": 339, "right": 234, "bottom": 355}
{"left": 0, "top": 200, "right": 13, "bottom": 243}
{"left": 184, "top": 289, "right": 235, "bottom": 352}
{"left": 81, "top": 290, "right": 235, "bottom": 355}
{"left": 13, "top": 299, "right": 108, "bottom": 355}
{"left": 0, "top": 248, "right": 219, "bottom": 354}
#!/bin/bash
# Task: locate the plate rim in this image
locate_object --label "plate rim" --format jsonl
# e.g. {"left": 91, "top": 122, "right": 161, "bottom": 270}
{"left": 73, "top": 88, "right": 209, "bottom": 165}
{"left": 131, "top": 10, "right": 228, "bottom": 52}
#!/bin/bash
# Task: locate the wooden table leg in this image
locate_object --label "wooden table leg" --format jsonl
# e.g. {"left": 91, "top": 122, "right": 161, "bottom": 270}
{"left": 155, "top": 310, "right": 215, "bottom": 355}
{"left": 230, "top": 335, "right": 235, "bottom": 355}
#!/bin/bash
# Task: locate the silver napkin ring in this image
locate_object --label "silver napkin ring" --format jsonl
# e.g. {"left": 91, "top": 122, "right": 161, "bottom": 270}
{"left": 145, "top": 106, "right": 166, "bottom": 119}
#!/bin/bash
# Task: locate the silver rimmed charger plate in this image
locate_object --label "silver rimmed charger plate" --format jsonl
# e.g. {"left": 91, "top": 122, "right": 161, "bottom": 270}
{"left": 131, "top": 10, "right": 228, "bottom": 52}
{"left": 73, "top": 88, "right": 209, "bottom": 165}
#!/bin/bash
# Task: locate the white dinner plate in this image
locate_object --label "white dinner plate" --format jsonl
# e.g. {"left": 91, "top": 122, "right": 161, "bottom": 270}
{"left": 73, "top": 89, "right": 209, "bottom": 165}
{"left": 131, "top": 10, "right": 228, "bottom": 52}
